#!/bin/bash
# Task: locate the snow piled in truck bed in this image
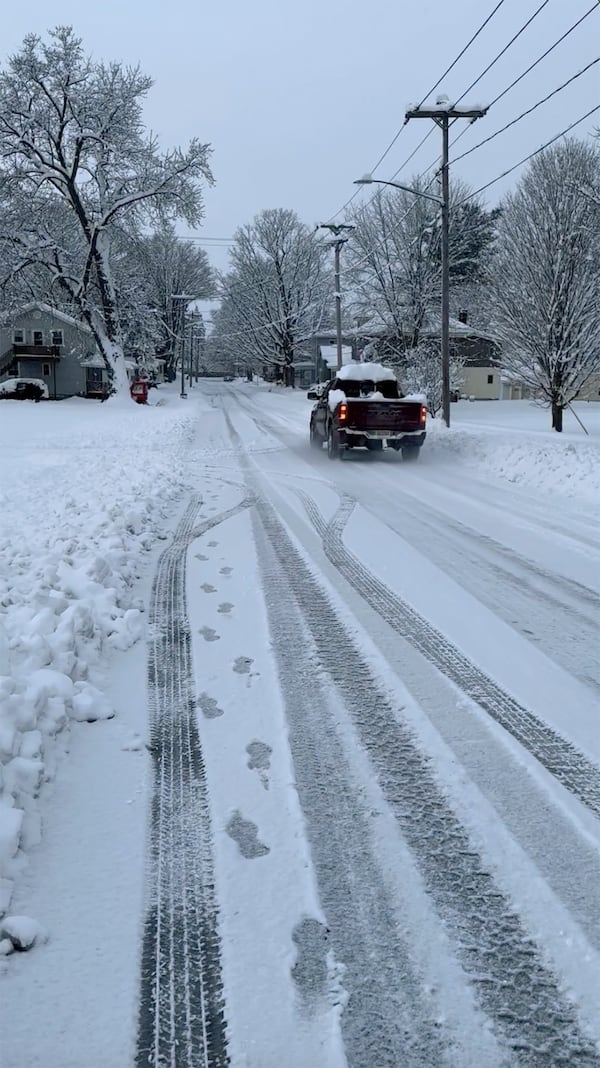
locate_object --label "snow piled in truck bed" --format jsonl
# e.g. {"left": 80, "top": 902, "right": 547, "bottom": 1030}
{"left": 335, "top": 361, "right": 397, "bottom": 381}
{"left": 0, "top": 393, "right": 198, "bottom": 920}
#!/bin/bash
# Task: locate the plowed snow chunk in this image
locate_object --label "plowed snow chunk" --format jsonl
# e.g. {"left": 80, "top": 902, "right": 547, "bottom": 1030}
{"left": 71, "top": 682, "right": 114, "bottom": 722}
{"left": 26, "top": 668, "right": 74, "bottom": 704}
{"left": 0, "top": 806, "right": 23, "bottom": 872}
{"left": 0, "top": 915, "right": 47, "bottom": 951}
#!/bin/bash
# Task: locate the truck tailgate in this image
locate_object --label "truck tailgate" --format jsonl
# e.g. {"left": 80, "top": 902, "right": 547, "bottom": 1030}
{"left": 344, "top": 400, "right": 424, "bottom": 432}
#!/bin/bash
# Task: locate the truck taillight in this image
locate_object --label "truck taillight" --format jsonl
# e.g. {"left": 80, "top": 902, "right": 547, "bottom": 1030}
{"left": 420, "top": 405, "right": 427, "bottom": 425}
{"left": 339, "top": 403, "right": 348, "bottom": 422}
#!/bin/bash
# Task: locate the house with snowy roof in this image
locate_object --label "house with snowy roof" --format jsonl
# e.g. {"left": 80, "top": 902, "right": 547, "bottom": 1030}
{"left": 351, "top": 311, "right": 503, "bottom": 399}
{"left": 0, "top": 302, "right": 142, "bottom": 398}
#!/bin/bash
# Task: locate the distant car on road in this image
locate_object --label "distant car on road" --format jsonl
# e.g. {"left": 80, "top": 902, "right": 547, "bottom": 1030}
{"left": 223, "top": 375, "right": 234, "bottom": 382}
{"left": 0, "top": 377, "right": 49, "bottom": 401}
{"left": 306, "top": 383, "right": 325, "bottom": 400}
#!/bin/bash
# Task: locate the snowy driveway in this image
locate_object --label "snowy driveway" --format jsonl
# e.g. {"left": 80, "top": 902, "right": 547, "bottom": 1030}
{"left": 1, "top": 383, "right": 599, "bottom": 1067}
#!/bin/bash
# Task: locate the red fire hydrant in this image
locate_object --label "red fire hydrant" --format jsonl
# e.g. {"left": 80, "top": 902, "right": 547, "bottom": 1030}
{"left": 130, "top": 378, "right": 149, "bottom": 405}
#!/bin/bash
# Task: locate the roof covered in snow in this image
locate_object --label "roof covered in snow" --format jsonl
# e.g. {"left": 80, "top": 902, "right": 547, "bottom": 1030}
{"left": 350, "top": 314, "right": 496, "bottom": 342}
{"left": 0, "top": 301, "right": 92, "bottom": 332}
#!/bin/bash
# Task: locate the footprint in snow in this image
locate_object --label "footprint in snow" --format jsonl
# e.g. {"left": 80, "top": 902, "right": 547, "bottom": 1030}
{"left": 233, "top": 655, "right": 253, "bottom": 674}
{"left": 199, "top": 626, "right": 220, "bottom": 642}
{"left": 207, "top": 540, "right": 218, "bottom": 547}
{"left": 246, "top": 740, "right": 272, "bottom": 789}
{"left": 195, "top": 553, "right": 209, "bottom": 561}
{"left": 219, "top": 566, "right": 233, "bottom": 575}
{"left": 217, "top": 602, "right": 234, "bottom": 614}
{"left": 198, "top": 692, "right": 224, "bottom": 719}
{"left": 226, "top": 811, "right": 270, "bottom": 859}
{"left": 200, "top": 583, "right": 217, "bottom": 593}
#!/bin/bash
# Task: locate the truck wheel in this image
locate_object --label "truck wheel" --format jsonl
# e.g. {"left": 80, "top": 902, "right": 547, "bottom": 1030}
{"left": 327, "top": 426, "right": 339, "bottom": 459}
{"left": 367, "top": 439, "right": 383, "bottom": 452}
{"left": 310, "top": 421, "right": 322, "bottom": 449}
{"left": 402, "top": 446, "right": 420, "bottom": 462}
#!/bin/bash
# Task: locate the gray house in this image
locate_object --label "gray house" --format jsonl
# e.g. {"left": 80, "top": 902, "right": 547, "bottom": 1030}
{"left": 0, "top": 302, "right": 107, "bottom": 399}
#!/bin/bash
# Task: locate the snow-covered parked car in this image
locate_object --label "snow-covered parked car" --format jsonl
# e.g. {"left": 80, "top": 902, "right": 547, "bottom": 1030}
{"left": 0, "top": 377, "right": 49, "bottom": 401}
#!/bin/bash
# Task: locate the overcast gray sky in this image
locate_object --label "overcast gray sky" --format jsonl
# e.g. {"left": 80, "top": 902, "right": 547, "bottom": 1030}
{"left": 3, "top": 0, "right": 599, "bottom": 274}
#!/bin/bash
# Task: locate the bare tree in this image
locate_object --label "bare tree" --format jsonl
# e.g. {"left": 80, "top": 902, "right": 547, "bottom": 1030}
{"left": 346, "top": 182, "right": 440, "bottom": 356}
{"left": 346, "top": 178, "right": 497, "bottom": 359}
{"left": 217, "top": 209, "right": 327, "bottom": 385}
{"left": 116, "top": 228, "right": 215, "bottom": 375}
{"left": 0, "top": 27, "right": 213, "bottom": 395}
{"left": 489, "top": 138, "right": 600, "bottom": 431}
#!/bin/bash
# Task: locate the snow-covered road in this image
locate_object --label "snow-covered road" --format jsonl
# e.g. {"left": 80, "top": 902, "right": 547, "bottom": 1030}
{"left": 1, "top": 382, "right": 599, "bottom": 1067}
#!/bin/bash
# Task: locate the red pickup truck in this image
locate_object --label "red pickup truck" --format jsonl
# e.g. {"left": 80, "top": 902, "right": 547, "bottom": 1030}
{"left": 309, "top": 364, "right": 427, "bottom": 461}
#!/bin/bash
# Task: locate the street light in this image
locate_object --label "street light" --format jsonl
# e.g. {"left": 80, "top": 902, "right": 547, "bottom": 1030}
{"left": 171, "top": 294, "right": 195, "bottom": 398}
{"left": 355, "top": 174, "right": 442, "bottom": 203}
{"left": 353, "top": 173, "right": 454, "bottom": 426}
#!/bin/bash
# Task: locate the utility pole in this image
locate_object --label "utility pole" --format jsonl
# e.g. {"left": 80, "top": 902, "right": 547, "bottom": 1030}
{"left": 188, "top": 325, "right": 194, "bottom": 388}
{"left": 405, "top": 99, "right": 487, "bottom": 427}
{"left": 316, "top": 223, "right": 355, "bottom": 370}
{"left": 172, "top": 294, "right": 195, "bottom": 399}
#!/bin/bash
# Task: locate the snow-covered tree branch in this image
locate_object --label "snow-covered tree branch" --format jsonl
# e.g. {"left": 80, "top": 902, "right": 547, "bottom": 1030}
{"left": 0, "top": 27, "right": 214, "bottom": 396}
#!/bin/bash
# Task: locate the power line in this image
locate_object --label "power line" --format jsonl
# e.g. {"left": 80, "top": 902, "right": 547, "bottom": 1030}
{"left": 325, "top": 0, "right": 509, "bottom": 222}
{"left": 206, "top": 10, "right": 600, "bottom": 323}
{"left": 370, "top": 0, "right": 508, "bottom": 175}
{"left": 334, "top": 1, "right": 578, "bottom": 248}
{"left": 411, "top": 4, "right": 600, "bottom": 178}
{"left": 178, "top": 236, "right": 235, "bottom": 244}
{"left": 454, "top": 0, "right": 553, "bottom": 105}
{"left": 451, "top": 57, "right": 600, "bottom": 165}
{"left": 208, "top": 94, "right": 597, "bottom": 347}
{"left": 412, "top": 0, "right": 507, "bottom": 114}
{"left": 458, "top": 102, "right": 600, "bottom": 204}
{"left": 447, "top": 2, "right": 600, "bottom": 157}
{"left": 487, "top": 2, "right": 599, "bottom": 112}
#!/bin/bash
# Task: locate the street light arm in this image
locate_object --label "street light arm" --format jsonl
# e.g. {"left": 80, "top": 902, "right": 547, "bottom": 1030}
{"left": 353, "top": 174, "right": 442, "bottom": 204}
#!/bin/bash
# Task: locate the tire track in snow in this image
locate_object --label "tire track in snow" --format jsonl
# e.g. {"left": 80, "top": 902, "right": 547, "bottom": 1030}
{"left": 223, "top": 410, "right": 600, "bottom": 1067}
{"left": 297, "top": 489, "right": 600, "bottom": 823}
{"left": 136, "top": 497, "right": 241, "bottom": 1068}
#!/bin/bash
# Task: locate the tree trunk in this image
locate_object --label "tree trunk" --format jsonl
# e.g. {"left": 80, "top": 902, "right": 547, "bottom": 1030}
{"left": 551, "top": 402, "right": 564, "bottom": 432}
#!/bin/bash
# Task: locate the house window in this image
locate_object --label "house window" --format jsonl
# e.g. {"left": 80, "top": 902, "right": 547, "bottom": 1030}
{"left": 487, "top": 374, "right": 494, "bottom": 384}
{"left": 33, "top": 331, "right": 44, "bottom": 345}
{"left": 51, "top": 330, "right": 63, "bottom": 346}
{"left": 42, "top": 363, "right": 50, "bottom": 376}
{"left": 13, "top": 330, "right": 24, "bottom": 344}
